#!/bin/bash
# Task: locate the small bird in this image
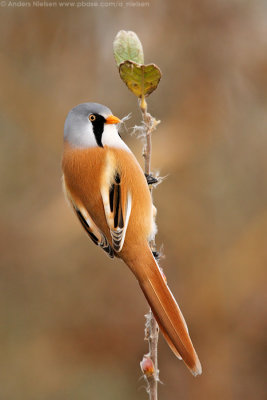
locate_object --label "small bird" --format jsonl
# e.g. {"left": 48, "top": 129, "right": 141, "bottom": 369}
{"left": 62, "top": 102, "right": 202, "bottom": 376}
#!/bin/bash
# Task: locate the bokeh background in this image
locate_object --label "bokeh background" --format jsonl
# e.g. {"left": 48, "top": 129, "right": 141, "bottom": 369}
{"left": 1, "top": 1, "right": 267, "bottom": 399}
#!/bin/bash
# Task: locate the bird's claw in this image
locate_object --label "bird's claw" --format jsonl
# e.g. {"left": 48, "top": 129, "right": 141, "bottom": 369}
{"left": 152, "top": 251, "right": 160, "bottom": 261}
{"left": 145, "top": 173, "right": 158, "bottom": 185}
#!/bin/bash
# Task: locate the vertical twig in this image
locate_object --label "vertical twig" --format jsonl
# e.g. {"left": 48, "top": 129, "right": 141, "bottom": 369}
{"left": 113, "top": 29, "right": 164, "bottom": 399}
{"left": 139, "top": 95, "right": 161, "bottom": 400}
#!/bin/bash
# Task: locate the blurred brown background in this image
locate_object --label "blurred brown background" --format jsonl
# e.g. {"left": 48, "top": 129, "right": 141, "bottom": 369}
{"left": 0, "top": 1, "right": 267, "bottom": 399}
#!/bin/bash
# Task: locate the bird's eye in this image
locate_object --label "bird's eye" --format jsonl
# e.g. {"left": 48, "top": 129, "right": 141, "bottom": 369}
{"left": 89, "top": 114, "right": 96, "bottom": 122}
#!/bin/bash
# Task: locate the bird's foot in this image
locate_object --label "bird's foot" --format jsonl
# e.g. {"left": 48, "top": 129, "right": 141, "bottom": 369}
{"left": 145, "top": 173, "right": 158, "bottom": 186}
{"left": 152, "top": 251, "right": 161, "bottom": 261}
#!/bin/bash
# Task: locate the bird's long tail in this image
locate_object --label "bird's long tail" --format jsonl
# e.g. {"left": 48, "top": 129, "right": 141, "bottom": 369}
{"left": 124, "top": 243, "right": 202, "bottom": 376}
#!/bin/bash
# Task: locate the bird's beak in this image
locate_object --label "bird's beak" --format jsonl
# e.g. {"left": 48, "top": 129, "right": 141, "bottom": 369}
{"left": 105, "top": 115, "right": 121, "bottom": 124}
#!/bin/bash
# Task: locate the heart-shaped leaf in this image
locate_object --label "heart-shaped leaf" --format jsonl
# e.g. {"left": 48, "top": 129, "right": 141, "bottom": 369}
{"left": 113, "top": 30, "right": 144, "bottom": 66}
{"left": 119, "top": 60, "right": 162, "bottom": 98}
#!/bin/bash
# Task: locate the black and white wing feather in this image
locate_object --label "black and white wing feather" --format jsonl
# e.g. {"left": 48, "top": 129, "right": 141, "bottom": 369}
{"left": 101, "top": 171, "right": 132, "bottom": 252}
{"left": 63, "top": 178, "right": 114, "bottom": 258}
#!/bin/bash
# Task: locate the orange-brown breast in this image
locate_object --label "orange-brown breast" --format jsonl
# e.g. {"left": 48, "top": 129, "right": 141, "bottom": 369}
{"left": 62, "top": 143, "right": 153, "bottom": 259}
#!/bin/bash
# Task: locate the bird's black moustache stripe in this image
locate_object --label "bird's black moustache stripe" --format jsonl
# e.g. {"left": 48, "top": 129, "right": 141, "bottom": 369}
{"left": 91, "top": 114, "right": 106, "bottom": 147}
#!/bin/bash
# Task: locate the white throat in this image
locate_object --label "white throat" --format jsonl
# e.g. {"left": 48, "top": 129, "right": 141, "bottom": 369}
{"left": 101, "top": 124, "right": 131, "bottom": 152}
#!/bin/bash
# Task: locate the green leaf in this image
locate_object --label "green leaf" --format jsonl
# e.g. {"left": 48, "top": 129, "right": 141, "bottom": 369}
{"left": 113, "top": 30, "right": 144, "bottom": 66}
{"left": 119, "top": 60, "right": 162, "bottom": 98}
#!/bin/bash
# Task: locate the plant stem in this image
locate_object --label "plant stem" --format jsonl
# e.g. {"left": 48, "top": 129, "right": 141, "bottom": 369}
{"left": 139, "top": 95, "right": 160, "bottom": 400}
{"left": 141, "top": 105, "right": 152, "bottom": 176}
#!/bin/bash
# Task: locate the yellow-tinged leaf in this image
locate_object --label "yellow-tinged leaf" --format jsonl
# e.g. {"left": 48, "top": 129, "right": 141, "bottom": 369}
{"left": 119, "top": 60, "right": 161, "bottom": 98}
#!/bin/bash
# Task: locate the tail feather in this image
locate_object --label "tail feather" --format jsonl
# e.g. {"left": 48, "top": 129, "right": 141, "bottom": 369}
{"left": 128, "top": 247, "right": 202, "bottom": 376}
{"left": 156, "top": 318, "right": 182, "bottom": 360}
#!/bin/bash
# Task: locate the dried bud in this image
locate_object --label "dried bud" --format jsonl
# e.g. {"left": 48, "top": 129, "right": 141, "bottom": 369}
{"left": 140, "top": 355, "right": 155, "bottom": 377}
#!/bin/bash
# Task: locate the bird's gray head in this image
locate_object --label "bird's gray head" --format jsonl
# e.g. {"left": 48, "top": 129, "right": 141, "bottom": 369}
{"left": 64, "top": 102, "right": 127, "bottom": 149}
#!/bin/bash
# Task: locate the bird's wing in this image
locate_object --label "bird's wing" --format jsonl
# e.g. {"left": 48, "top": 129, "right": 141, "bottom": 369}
{"left": 63, "top": 178, "right": 114, "bottom": 258}
{"left": 101, "top": 171, "right": 132, "bottom": 252}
